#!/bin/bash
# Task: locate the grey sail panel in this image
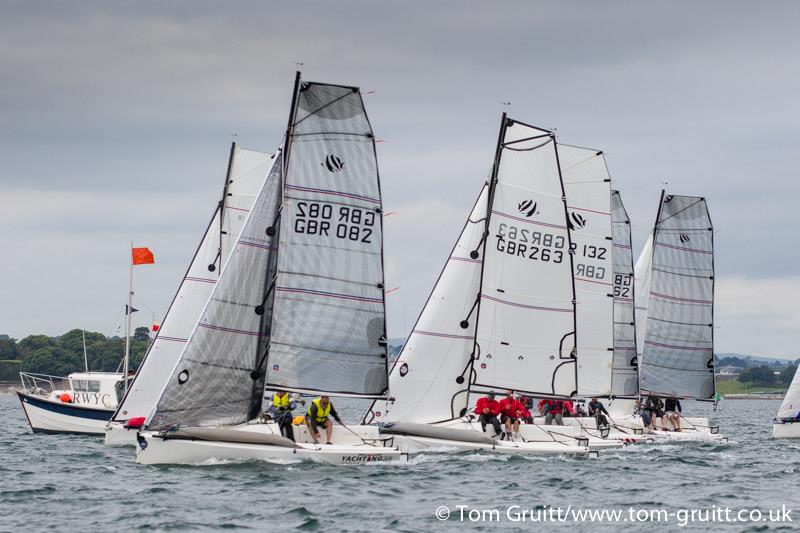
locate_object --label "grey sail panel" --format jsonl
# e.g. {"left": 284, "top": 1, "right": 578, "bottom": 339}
{"left": 640, "top": 194, "right": 715, "bottom": 399}
{"left": 148, "top": 154, "right": 282, "bottom": 430}
{"left": 610, "top": 190, "right": 639, "bottom": 397}
{"left": 266, "top": 82, "right": 388, "bottom": 398}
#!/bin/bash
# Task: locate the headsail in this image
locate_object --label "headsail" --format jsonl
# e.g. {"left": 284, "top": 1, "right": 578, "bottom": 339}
{"left": 148, "top": 153, "right": 283, "bottom": 430}
{"left": 639, "top": 193, "right": 715, "bottom": 399}
{"left": 265, "top": 79, "right": 388, "bottom": 398}
{"left": 560, "top": 144, "right": 614, "bottom": 397}
{"left": 113, "top": 145, "right": 273, "bottom": 423}
{"left": 368, "top": 185, "right": 489, "bottom": 424}
{"left": 777, "top": 367, "right": 800, "bottom": 420}
{"left": 610, "top": 190, "right": 639, "bottom": 397}
{"left": 470, "top": 116, "right": 577, "bottom": 398}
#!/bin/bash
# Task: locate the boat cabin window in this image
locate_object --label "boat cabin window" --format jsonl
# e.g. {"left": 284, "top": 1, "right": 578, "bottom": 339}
{"left": 72, "top": 379, "right": 101, "bottom": 392}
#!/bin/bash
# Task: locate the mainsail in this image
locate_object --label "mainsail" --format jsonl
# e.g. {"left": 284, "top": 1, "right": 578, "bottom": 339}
{"left": 264, "top": 79, "right": 389, "bottom": 398}
{"left": 148, "top": 153, "right": 283, "bottom": 430}
{"left": 470, "top": 116, "right": 577, "bottom": 398}
{"left": 113, "top": 145, "right": 273, "bottom": 422}
{"left": 368, "top": 185, "right": 489, "bottom": 424}
{"left": 610, "top": 190, "right": 639, "bottom": 397}
{"left": 639, "top": 192, "right": 715, "bottom": 399}
{"left": 560, "top": 144, "right": 614, "bottom": 397}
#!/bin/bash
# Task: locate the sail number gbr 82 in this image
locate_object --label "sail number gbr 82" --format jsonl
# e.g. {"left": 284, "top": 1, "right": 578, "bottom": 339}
{"left": 293, "top": 201, "right": 376, "bottom": 243}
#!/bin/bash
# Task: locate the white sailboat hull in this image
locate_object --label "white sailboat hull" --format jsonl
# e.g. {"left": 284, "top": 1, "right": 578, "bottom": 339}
{"left": 773, "top": 420, "right": 800, "bottom": 439}
{"left": 390, "top": 434, "right": 597, "bottom": 456}
{"left": 381, "top": 419, "right": 617, "bottom": 455}
{"left": 17, "top": 392, "right": 114, "bottom": 435}
{"left": 135, "top": 423, "right": 406, "bottom": 465}
{"left": 104, "top": 421, "right": 139, "bottom": 446}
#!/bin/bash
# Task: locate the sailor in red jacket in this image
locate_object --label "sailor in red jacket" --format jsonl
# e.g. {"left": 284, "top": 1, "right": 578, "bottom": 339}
{"left": 473, "top": 391, "right": 502, "bottom": 435}
{"left": 540, "top": 398, "right": 565, "bottom": 426}
{"left": 499, "top": 390, "right": 525, "bottom": 440}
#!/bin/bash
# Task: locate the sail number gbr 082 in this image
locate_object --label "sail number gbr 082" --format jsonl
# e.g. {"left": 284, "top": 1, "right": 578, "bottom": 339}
{"left": 293, "top": 201, "right": 375, "bottom": 243}
{"left": 496, "top": 223, "right": 565, "bottom": 263}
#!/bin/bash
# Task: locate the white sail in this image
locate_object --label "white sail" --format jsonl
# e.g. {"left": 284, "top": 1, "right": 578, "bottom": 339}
{"left": 610, "top": 190, "right": 639, "bottom": 397}
{"left": 370, "top": 185, "right": 489, "bottom": 424}
{"left": 560, "top": 144, "right": 614, "bottom": 397}
{"left": 634, "top": 235, "right": 654, "bottom": 360}
{"left": 112, "top": 146, "right": 273, "bottom": 422}
{"left": 639, "top": 194, "right": 715, "bottom": 399}
{"left": 471, "top": 118, "right": 577, "bottom": 397}
{"left": 777, "top": 367, "right": 800, "bottom": 420}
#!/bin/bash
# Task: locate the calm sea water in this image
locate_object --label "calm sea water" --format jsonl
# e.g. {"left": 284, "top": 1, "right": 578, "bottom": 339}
{"left": 1, "top": 393, "right": 798, "bottom": 532}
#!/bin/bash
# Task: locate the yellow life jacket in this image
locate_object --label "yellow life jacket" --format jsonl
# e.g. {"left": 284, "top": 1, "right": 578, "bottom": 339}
{"left": 307, "top": 398, "right": 331, "bottom": 423}
{"left": 273, "top": 392, "right": 290, "bottom": 411}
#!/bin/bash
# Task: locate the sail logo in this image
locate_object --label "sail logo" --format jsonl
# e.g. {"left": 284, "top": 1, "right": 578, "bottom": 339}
{"left": 323, "top": 154, "right": 345, "bottom": 173}
{"left": 517, "top": 200, "right": 538, "bottom": 218}
{"left": 679, "top": 233, "right": 690, "bottom": 243}
{"left": 567, "top": 211, "right": 587, "bottom": 230}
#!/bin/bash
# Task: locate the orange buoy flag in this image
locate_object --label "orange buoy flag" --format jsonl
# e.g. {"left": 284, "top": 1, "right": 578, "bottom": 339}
{"left": 132, "top": 247, "right": 155, "bottom": 265}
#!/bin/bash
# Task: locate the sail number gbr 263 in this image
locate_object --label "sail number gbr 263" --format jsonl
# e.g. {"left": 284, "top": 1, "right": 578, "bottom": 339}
{"left": 294, "top": 201, "right": 375, "bottom": 243}
{"left": 496, "top": 223, "right": 565, "bottom": 263}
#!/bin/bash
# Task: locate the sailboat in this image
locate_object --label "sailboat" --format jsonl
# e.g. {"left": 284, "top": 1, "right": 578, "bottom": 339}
{"left": 135, "top": 73, "right": 405, "bottom": 465}
{"left": 105, "top": 143, "right": 275, "bottom": 445}
{"left": 633, "top": 191, "right": 723, "bottom": 440}
{"left": 774, "top": 369, "right": 800, "bottom": 438}
{"left": 365, "top": 115, "right": 622, "bottom": 456}
{"left": 17, "top": 246, "right": 154, "bottom": 435}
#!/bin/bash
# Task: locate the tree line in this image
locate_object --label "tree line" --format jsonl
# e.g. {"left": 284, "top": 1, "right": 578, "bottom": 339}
{"left": 0, "top": 329, "right": 151, "bottom": 381}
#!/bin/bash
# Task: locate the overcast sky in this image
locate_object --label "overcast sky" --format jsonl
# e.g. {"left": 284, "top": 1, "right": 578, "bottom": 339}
{"left": 2, "top": 1, "right": 799, "bottom": 358}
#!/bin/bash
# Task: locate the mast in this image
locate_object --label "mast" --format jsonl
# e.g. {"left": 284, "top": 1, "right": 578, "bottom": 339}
{"left": 255, "top": 71, "right": 301, "bottom": 380}
{"left": 551, "top": 134, "right": 579, "bottom": 398}
{"left": 124, "top": 242, "right": 133, "bottom": 393}
{"left": 463, "top": 112, "right": 508, "bottom": 409}
{"left": 214, "top": 141, "right": 236, "bottom": 274}
{"left": 82, "top": 330, "right": 88, "bottom": 373}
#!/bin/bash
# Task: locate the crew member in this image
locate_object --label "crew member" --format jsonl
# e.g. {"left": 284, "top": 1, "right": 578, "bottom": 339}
{"left": 499, "top": 390, "right": 524, "bottom": 439}
{"left": 270, "top": 390, "right": 297, "bottom": 441}
{"left": 305, "top": 395, "right": 342, "bottom": 444}
{"left": 587, "top": 397, "right": 610, "bottom": 428}
{"left": 474, "top": 391, "right": 502, "bottom": 435}
{"left": 664, "top": 396, "right": 682, "bottom": 432}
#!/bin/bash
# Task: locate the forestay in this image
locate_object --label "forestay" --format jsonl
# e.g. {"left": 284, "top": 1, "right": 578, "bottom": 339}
{"left": 471, "top": 118, "right": 577, "bottom": 397}
{"left": 114, "top": 146, "right": 273, "bottom": 423}
{"left": 560, "top": 144, "right": 614, "bottom": 397}
{"left": 610, "top": 190, "right": 639, "bottom": 397}
{"left": 148, "top": 153, "right": 283, "bottom": 430}
{"left": 639, "top": 194, "right": 715, "bottom": 399}
{"left": 265, "top": 81, "right": 389, "bottom": 398}
{"left": 368, "top": 185, "right": 489, "bottom": 424}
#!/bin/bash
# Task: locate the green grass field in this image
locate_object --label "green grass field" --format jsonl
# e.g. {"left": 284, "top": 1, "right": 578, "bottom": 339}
{"left": 716, "top": 381, "right": 787, "bottom": 395}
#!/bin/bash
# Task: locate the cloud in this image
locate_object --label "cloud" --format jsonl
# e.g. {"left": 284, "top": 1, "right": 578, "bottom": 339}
{"left": 2, "top": 1, "right": 800, "bottom": 358}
